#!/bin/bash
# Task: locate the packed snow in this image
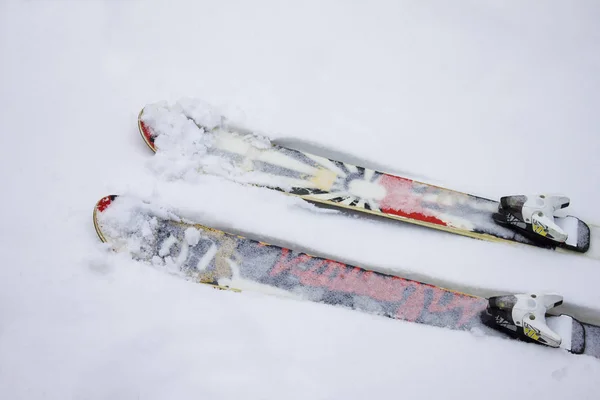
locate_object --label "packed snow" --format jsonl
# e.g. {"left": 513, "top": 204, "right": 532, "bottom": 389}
{"left": 1, "top": 0, "right": 600, "bottom": 399}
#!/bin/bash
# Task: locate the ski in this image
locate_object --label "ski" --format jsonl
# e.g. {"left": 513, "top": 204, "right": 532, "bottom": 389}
{"left": 93, "top": 194, "right": 600, "bottom": 358}
{"left": 137, "top": 100, "right": 598, "bottom": 258}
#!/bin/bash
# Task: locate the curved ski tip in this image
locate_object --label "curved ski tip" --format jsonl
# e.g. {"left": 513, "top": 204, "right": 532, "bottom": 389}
{"left": 95, "top": 195, "right": 118, "bottom": 213}
{"left": 137, "top": 108, "right": 158, "bottom": 153}
{"left": 92, "top": 195, "right": 118, "bottom": 243}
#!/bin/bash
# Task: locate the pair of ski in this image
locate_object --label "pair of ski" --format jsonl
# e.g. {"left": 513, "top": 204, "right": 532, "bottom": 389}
{"left": 94, "top": 99, "right": 600, "bottom": 358}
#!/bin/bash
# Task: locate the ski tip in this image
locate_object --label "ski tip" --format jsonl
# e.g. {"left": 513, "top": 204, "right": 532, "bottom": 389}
{"left": 137, "top": 108, "right": 158, "bottom": 153}
{"left": 92, "top": 195, "right": 118, "bottom": 243}
{"left": 95, "top": 195, "right": 118, "bottom": 213}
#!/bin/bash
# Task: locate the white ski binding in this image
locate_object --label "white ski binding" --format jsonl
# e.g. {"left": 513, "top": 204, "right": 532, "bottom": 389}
{"left": 493, "top": 194, "right": 570, "bottom": 244}
{"left": 482, "top": 293, "right": 564, "bottom": 347}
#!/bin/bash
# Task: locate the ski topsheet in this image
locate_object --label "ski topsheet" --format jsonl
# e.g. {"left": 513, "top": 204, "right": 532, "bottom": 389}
{"left": 137, "top": 100, "right": 597, "bottom": 257}
{"left": 93, "top": 195, "right": 600, "bottom": 358}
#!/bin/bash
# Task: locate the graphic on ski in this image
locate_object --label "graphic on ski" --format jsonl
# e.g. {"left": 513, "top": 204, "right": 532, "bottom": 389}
{"left": 137, "top": 100, "right": 597, "bottom": 257}
{"left": 94, "top": 194, "right": 600, "bottom": 358}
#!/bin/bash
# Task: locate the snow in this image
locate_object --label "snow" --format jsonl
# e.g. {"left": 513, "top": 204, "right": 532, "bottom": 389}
{"left": 1, "top": 0, "right": 600, "bottom": 399}
{"left": 184, "top": 227, "right": 201, "bottom": 246}
{"left": 548, "top": 315, "right": 574, "bottom": 352}
{"left": 555, "top": 215, "right": 581, "bottom": 247}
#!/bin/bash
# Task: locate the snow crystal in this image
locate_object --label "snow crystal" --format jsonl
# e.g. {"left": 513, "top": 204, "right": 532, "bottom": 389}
{"left": 239, "top": 130, "right": 272, "bottom": 150}
{"left": 178, "top": 97, "right": 224, "bottom": 130}
{"left": 184, "top": 227, "right": 201, "bottom": 246}
{"left": 158, "top": 235, "right": 178, "bottom": 257}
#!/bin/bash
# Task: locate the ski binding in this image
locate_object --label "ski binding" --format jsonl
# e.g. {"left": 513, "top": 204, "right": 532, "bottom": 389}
{"left": 483, "top": 293, "right": 566, "bottom": 348}
{"left": 493, "top": 194, "right": 590, "bottom": 252}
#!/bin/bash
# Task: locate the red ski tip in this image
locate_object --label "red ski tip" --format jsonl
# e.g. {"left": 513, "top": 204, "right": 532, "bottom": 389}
{"left": 96, "top": 195, "right": 117, "bottom": 213}
{"left": 138, "top": 109, "right": 157, "bottom": 152}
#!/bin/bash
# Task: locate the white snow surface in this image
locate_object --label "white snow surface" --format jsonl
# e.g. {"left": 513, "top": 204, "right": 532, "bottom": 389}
{"left": 1, "top": 0, "right": 600, "bottom": 399}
